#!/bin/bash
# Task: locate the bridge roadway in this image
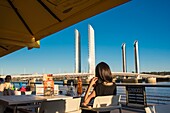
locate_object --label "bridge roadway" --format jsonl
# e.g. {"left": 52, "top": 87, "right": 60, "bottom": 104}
{"left": 0, "top": 72, "right": 170, "bottom": 81}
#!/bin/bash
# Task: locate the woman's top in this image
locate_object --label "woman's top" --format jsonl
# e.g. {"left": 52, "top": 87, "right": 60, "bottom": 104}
{"left": 3, "top": 82, "right": 14, "bottom": 95}
{"left": 4, "top": 82, "right": 13, "bottom": 89}
{"left": 20, "top": 86, "right": 26, "bottom": 92}
{"left": 94, "top": 82, "right": 117, "bottom": 96}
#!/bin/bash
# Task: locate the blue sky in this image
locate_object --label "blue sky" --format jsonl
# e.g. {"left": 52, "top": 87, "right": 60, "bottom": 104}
{"left": 1, "top": 0, "right": 170, "bottom": 75}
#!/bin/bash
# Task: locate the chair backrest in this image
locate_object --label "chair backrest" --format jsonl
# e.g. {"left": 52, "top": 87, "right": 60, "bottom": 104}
{"left": 39, "top": 99, "right": 65, "bottom": 113}
{"left": 25, "top": 91, "right": 32, "bottom": 95}
{"left": 35, "top": 84, "right": 44, "bottom": 95}
{"left": 14, "top": 91, "right": 21, "bottom": 95}
{"left": 145, "top": 106, "right": 155, "bottom": 113}
{"left": 39, "top": 98, "right": 81, "bottom": 113}
{"left": 36, "top": 84, "right": 58, "bottom": 95}
{"left": 65, "top": 98, "right": 81, "bottom": 113}
{"left": 54, "top": 85, "right": 59, "bottom": 95}
{"left": 93, "top": 95, "right": 121, "bottom": 108}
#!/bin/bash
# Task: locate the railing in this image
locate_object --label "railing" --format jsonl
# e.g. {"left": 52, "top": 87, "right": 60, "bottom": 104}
{"left": 116, "top": 83, "right": 170, "bottom": 105}
{"left": 12, "top": 81, "right": 170, "bottom": 106}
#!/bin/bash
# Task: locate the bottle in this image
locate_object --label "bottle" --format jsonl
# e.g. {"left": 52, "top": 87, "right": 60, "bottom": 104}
{"left": 71, "top": 82, "right": 73, "bottom": 86}
{"left": 77, "top": 77, "right": 82, "bottom": 96}
{"left": 67, "top": 82, "right": 75, "bottom": 96}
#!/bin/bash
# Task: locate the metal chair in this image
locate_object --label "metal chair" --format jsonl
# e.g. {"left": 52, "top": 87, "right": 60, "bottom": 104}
{"left": 35, "top": 84, "right": 44, "bottom": 95}
{"left": 145, "top": 106, "right": 154, "bottom": 113}
{"left": 145, "top": 104, "right": 170, "bottom": 113}
{"left": 18, "top": 97, "right": 81, "bottom": 113}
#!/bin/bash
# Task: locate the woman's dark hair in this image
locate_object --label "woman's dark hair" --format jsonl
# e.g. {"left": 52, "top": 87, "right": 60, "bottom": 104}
{"left": 0, "top": 78, "right": 4, "bottom": 83}
{"left": 95, "top": 62, "right": 113, "bottom": 83}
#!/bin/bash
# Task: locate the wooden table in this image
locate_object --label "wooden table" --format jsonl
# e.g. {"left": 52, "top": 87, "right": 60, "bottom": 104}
{"left": 0, "top": 95, "right": 72, "bottom": 113}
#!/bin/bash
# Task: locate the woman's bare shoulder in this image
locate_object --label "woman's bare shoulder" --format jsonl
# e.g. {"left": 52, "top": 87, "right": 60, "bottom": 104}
{"left": 103, "top": 82, "right": 114, "bottom": 86}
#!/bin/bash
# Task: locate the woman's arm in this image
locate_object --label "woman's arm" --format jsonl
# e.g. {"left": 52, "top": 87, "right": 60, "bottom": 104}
{"left": 82, "top": 77, "right": 98, "bottom": 106}
{"left": 83, "top": 90, "right": 95, "bottom": 106}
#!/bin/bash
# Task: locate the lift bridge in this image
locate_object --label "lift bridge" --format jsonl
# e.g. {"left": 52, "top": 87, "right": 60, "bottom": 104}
{"left": 0, "top": 72, "right": 170, "bottom": 81}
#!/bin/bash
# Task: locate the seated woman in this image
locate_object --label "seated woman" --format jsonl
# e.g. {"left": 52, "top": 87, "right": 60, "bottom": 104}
{"left": 4, "top": 75, "right": 12, "bottom": 88}
{"left": 3, "top": 75, "right": 14, "bottom": 95}
{"left": 82, "top": 62, "right": 117, "bottom": 113}
{"left": 0, "top": 78, "right": 4, "bottom": 95}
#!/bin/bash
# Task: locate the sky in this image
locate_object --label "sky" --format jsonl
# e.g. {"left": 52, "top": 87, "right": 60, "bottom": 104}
{"left": 1, "top": 0, "right": 170, "bottom": 75}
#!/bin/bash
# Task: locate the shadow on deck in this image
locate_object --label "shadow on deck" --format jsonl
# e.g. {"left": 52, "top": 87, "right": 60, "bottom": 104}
{"left": 111, "top": 107, "right": 145, "bottom": 113}
{"left": 111, "top": 102, "right": 145, "bottom": 113}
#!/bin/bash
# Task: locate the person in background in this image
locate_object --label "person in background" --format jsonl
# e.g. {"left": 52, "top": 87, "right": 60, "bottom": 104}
{"left": 0, "top": 78, "right": 4, "bottom": 84}
{"left": 0, "top": 78, "right": 4, "bottom": 93}
{"left": 3, "top": 75, "right": 14, "bottom": 95}
{"left": 19, "top": 82, "right": 26, "bottom": 92}
{"left": 77, "top": 76, "right": 83, "bottom": 96}
{"left": 4, "top": 75, "right": 12, "bottom": 89}
{"left": 26, "top": 79, "right": 31, "bottom": 91}
{"left": 82, "top": 62, "right": 117, "bottom": 113}
{"left": 0, "top": 78, "right": 5, "bottom": 113}
{"left": 29, "top": 78, "right": 36, "bottom": 91}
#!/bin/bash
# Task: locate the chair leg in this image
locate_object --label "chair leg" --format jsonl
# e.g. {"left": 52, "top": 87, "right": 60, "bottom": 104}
{"left": 119, "top": 108, "right": 122, "bottom": 113}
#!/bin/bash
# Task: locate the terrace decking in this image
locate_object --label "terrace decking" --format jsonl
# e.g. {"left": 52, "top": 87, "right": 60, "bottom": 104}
{"left": 111, "top": 107, "right": 145, "bottom": 113}
{"left": 115, "top": 102, "right": 145, "bottom": 113}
